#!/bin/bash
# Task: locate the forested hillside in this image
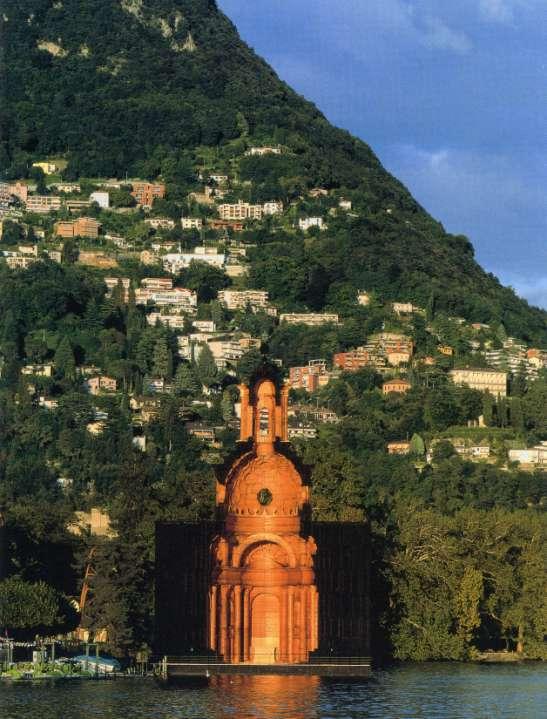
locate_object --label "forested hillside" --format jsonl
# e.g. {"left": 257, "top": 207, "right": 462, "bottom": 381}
{"left": 1, "top": 0, "right": 546, "bottom": 338}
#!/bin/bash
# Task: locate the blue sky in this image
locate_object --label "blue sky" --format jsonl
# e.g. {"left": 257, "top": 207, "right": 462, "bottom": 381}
{"left": 218, "top": 0, "right": 547, "bottom": 310}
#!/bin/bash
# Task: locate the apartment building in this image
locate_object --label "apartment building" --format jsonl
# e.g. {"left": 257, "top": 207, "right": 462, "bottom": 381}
{"left": 25, "top": 195, "right": 62, "bottom": 213}
{"left": 508, "top": 442, "right": 547, "bottom": 467}
{"left": 90, "top": 191, "right": 110, "bottom": 209}
{"left": 280, "top": 313, "right": 339, "bottom": 327}
{"left": 288, "top": 360, "right": 332, "bottom": 392}
{"left": 262, "top": 201, "right": 284, "bottom": 215}
{"left": 245, "top": 146, "right": 282, "bottom": 156}
{"left": 135, "top": 287, "right": 197, "bottom": 311}
{"left": 208, "top": 219, "right": 245, "bottom": 233}
{"left": 449, "top": 368, "right": 507, "bottom": 397}
{"left": 5, "top": 255, "right": 38, "bottom": 269}
{"left": 181, "top": 217, "right": 203, "bottom": 230}
{"left": 217, "top": 289, "right": 269, "bottom": 311}
{"left": 218, "top": 201, "right": 263, "bottom": 221}
{"left": 162, "top": 247, "right": 226, "bottom": 273}
{"left": 84, "top": 376, "right": 118, "bottom": 395}
{"left": 146, "top": 313, "right": 187, "bottom": 330}
{"left": 298, "top": 217, "right": 325, "bottom": 231}
{"left": 32, "top": 161, "right": 57, "bottom": 174}
{"left": 368, "top": 332, "right": 414, "bottom": 357}
{"left": 387, "top": 441, "right": 411, "bottom": 455}
{"left": 55, "top": 217, "right": 101, "bottom": 238}
{"left": 333, "top": 348, "right": 386, "bottom": 372}
{"left": 205, "top": 335, "right": 261, "bottom": 369}
{"left": 7, "top": 182, "right": 29, "bottom": 202}
{"left": 382, "top": 378, "right": 411, "bottom": 395}
{"left": 141, "top": 277, "right": 173, "bottom": 291}
{"left": 21, "top": 364, "right": 54, "bottom": 377}
{"left": 145, "top": 217, "right": 175, "bottom": 230}
{"left": 131, "top": 181, "right": 166, "bottom": 207}
{"left": 104, "top": 277, "right": 131, "bottom": 295}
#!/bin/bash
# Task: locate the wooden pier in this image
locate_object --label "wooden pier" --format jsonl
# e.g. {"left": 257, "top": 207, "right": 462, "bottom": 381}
{"left": 158, "top": 656, "right": 371, "bottom": 681}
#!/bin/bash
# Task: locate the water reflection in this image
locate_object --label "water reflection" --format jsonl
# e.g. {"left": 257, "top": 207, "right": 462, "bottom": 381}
{"left": 209, "top": 675, "right": 321, "bottom": 719}
{"left": 0, "top": 664, "right": 546, "bottom": 719}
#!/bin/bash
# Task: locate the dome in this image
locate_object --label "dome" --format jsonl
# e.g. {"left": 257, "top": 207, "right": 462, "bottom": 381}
{"left": 225, "top": 451, "right": 306, "bottom": 517}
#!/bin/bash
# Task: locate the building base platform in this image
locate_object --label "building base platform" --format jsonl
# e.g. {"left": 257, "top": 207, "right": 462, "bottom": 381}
{"left": 159, "top": 658, "right": 371, "bottom": 681}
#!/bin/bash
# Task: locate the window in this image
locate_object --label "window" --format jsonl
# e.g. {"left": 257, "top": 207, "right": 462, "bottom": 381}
{"left": 259, "top": 408, "right": 269, "bottom": 436}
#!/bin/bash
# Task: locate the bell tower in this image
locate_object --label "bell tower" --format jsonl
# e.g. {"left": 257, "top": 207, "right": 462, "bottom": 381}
{"left": 209, "top": 375, "right": 318, "bottom": 664}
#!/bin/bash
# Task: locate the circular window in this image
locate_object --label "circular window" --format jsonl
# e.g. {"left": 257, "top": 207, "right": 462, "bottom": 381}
{"left": 257, "top": 488, "right": 273, "bottom": 506}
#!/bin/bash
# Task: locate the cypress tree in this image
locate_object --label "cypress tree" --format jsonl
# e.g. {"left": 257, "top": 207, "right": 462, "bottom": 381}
{"left": 196, "top": 344, "right": 217, "bottom": 387}
{"left": 54, "top": 336, "right": 76, "bottom": 380}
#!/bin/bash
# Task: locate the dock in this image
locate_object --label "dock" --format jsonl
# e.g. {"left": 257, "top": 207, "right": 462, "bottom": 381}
{"left": 158, "top": 656, "right": 371, "bottom": 681}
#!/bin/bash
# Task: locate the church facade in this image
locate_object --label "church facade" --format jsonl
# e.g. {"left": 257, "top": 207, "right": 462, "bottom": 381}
{"left": 208, "top": 378, "right": 318, "bottom": 664}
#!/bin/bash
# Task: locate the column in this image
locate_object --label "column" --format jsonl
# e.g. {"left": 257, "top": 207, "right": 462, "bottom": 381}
{"left": 311, "top": 586, "right": 318, "bottom": 650}
{"left": 233, "top": 586, "right": 242, "bottom": 663}
{"left": 299, "top": 587, "right": 306, "bottom": 662}
{"left": 209, "top": 586, "right": 217, "bottom": 651}
{"left": 242, "top": 588, "right": 250, "bottom": 662}
{"left": 219, "top": 585, "right": 228, "bottom": 659}
{"left": 280, "top": 587, "right": 288, "bottom": 663}
{"left": 288, "top": 586, "right": 294, "bottom": 663}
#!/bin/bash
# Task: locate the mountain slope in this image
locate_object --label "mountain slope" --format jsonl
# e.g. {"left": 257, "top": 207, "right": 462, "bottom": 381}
{"left": 1, "top": 0, "right": 546, "bottom": 342}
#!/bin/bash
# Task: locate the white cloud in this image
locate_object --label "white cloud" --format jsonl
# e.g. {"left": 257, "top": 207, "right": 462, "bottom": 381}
{"left": 477, "top": 0, "right": 542, "bottom": 24}
{"left": 421, "top": 16, "right": 472, "bottom": 53}
{"left": 478, "top": 0, "right": 515, "bottom": 23}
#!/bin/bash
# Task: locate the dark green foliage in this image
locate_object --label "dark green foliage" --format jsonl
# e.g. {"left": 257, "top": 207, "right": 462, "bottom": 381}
{"left": 0, "top": 577, "right": 78, "bottom": 638}
{"left": 177, "top": 261, "right": 230, "bottom": 303}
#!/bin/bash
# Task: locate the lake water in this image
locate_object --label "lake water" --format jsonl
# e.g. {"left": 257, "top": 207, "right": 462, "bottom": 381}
{"left": 0, "top": 663, "right": 545, "bottom": 719}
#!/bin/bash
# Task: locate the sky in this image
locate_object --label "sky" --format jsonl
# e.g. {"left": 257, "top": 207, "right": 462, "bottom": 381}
{"left": 217, "top": 0, "right": 547, "bottom": 310}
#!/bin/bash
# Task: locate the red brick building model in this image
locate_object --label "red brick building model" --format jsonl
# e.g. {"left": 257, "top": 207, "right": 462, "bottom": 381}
{"left": 208, "top": 377, "right": 319, "bottom": 664}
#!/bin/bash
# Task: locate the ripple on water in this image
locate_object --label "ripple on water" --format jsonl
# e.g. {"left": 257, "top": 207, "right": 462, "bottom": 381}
{"left": 0, "top": 663, "right": 545, "bottom": 719}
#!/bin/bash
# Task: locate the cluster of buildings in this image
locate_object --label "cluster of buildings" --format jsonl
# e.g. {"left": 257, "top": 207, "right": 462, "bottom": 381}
{"left": 334, "top": 333, "right": 414, "bottom": 371}
{"left": 483, "top": 338, "right": 545, "bottom": 380}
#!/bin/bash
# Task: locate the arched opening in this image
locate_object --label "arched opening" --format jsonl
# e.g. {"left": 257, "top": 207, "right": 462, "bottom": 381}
{"left": 251, "top": 593, "right": 280, "bottom": 664}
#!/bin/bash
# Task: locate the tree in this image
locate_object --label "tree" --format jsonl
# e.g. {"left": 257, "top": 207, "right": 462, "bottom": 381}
{"left": 0, "top": 220, "right": 25, "bottom": 246}
{"left": 174, "top": 362, "right": 200, "bottom": 396}
{"left": 61, "top": 239, "right": 79, "bottom": 265}
{"left": 0, "top": 578, "right": 77, "bottom": 637}
{"left": 178, "top": 261, "right": 230, "bottom": 303}
{"left": 196, "top": 344, "right": 217, "bottom": 387}
{"left": 455, "top": 567, "right": 483, "bottom": 653}
{"left": 236, "top": 349, "right": 264, "bottom": 383}
{"left": 54, "top": 336, "right": 76, "bottom": 380}
{"left": 409, "top": 433, "right": 425, "bottom": 457}
{"left": 152, "top": 337, "right": 173, "bottom": 380}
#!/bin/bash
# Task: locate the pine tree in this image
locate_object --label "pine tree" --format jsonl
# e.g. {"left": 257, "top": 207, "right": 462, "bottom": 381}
{"left": 54, "top": 336, "right": 76, "bottom": 380}
{"left": 196, "top": 344, "right": 217, "bottom": 387}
